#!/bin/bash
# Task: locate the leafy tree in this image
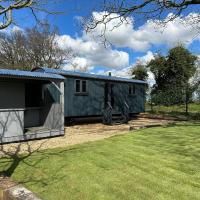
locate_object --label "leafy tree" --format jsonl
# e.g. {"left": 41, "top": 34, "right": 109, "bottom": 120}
{"left": 192, "top": 62, "right": 200, "bottom": 102}
{"left": 0, "top": 22, "right": 73, "bottom": 70}
{"left": 131, "top": 63, "right": 149, "bottom": 107}
{"left": 196, "top": 87, "right": 200, "bottom": 103}
{"left": 147, "top": 54, "right": 167, "bottom": 90}
{"left": 148, "top": 46, "right": 197, "bottom": 111}
{"left": 167, "top": 46, "right": 197, "bottom": 83}
{"left": 131, "top": 63, "right": 148, "bottom": 81}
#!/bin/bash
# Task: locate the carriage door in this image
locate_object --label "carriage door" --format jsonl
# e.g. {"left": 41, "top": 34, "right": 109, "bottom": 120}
{"left": 104, "top": 83, "right": 114, "bottom": 108}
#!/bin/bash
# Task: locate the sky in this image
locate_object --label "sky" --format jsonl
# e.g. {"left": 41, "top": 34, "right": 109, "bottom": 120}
{"left": 2, "top": 0, "right": 200, "bottom": 84}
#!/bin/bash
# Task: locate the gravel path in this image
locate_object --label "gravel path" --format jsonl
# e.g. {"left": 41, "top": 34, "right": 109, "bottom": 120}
{"left": 0, "top": 118, "right": 174, "bottom": 155}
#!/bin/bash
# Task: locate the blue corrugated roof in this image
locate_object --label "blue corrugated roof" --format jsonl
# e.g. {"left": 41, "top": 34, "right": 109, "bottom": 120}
{"left": 33, "top": 67, "right": 146, "bottom": 84}
{"left": 0, "top": 69, "right": 65, "bottom": 81}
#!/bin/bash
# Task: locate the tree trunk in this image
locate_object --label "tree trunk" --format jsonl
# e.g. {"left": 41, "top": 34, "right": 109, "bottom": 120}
{"left": 185, "top": 85, "right": 189, "bottom": 115}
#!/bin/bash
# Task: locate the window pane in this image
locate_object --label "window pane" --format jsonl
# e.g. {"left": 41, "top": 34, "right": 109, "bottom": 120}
{"left": 82, "top": 80, "right": 87, "bottom": 93}
{"left": 132, "top": 85, "right": 136, "bottom": 94}
{"left": 129, "top": 86, "right": 132, "bottom": 95}
{"left": 76, "top": 80, "right": 80, "bottom": 92}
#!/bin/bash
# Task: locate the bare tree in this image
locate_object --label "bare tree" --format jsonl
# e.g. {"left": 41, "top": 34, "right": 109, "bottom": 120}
{"left": 86, "top": 0, "right": 200, "bottom": 32}
{"left": 0, "top": 22, "right": 73, "bottom": 70}
{"left": 0, "top": 0, "right": 63, "bottom": 30}
{"left": 0, "top": 141, "right": 47, "bottom": 177}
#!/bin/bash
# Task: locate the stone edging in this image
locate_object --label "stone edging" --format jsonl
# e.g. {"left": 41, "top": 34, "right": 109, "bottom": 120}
{"left": 0, "top": 175, "right": 41, "bottom": 200}
{"left": 129, "top": 121, "right": 176, "bottom": 131}
{"left": 138, "top": 113, "right": 187, "bottom": 121}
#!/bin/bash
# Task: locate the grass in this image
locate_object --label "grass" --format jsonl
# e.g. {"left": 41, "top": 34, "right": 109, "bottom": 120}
{"left": 146, "top": 103, "right": 200, "bottom": 120}
{"left": 146, "top": 103, "right": 200, "bottom": 113}
{"left": 1, "top": 122, "right": 200, "bottom": 200}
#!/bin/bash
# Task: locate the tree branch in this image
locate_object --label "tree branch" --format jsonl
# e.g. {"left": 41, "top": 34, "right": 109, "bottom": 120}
{"left": 0, "top": 0, "right": 63, "bottom": 30}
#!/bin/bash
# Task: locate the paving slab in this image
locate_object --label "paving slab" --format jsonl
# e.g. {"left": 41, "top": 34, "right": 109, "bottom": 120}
{"left": 0, "top": 176, "right": 41, "bottom": 200}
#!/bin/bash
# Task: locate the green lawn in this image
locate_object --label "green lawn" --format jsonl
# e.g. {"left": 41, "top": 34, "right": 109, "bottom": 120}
{"left": 146, "top": 103, "right": 200, "bottom": 113}
{"left": 1, "top": 122, "right": 200, "bottom": 200}
{"left": 145, "top": 103, "right": 200, "bottom": 120}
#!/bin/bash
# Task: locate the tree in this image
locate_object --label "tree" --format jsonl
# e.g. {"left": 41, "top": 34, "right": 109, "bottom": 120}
{"left": 0, "top": 22, "right": 73, "bottom": 70}
{"left": 0, "top": 0, "right": 62, "bottom": 30}
{"left": 87, "top": 0, "right": 200, "bottom": 32}
{"left": 167, "top": 46, "right": 197, "bottom": 83}
{"left": 167, "top": 46, "right": 197, "bottom": 113}
{"left": 148, "top": 46, "right": 197, "bottom": 112}
{"left": 192, "top": 61, "right": 200, "bottom": 102}
{"left": 131, "top": 63, "right": 148, "bottom": 81}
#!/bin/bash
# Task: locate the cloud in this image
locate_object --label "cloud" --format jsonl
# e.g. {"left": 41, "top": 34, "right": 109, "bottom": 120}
{"left": 55, "top": 12, "right": 199, "bottom": 75}
{"left": 63, "top": 57, "right": 94, "bottom": 72}
{"left": 136, "top": 51, "right": 155, "bottom": 65}
{"left": 87, "top": 12, "right": 200, "bottom": 51}
{"left": 86, "top": 11, "right": 150, "bottom": 51}
{"left": 95, "top": 51, "right": 156, "bottom": 86}
{"left": 0, "top": 25, "right": 24, "bottom": 34}
{"left": 55, "top": 34, "right": 129, "bottom": 70}
{"left": 96, "top": 66, "right": 132, "bottom": 78}
{"left": 135, "top": 51, "right": 155, "bottom": 85}
{"left": 12, "top": 26, "right": 24, "bottom": 33}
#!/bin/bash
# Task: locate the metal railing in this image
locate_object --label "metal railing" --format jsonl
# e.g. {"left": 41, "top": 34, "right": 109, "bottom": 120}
{"left": 103, "top": 100, "right": 130, "bottom": 125}
{"left": 103, "top": 102, "right": 113, "bottom": 125}
{"left": 123, "top": 101, "right": 130, "bottom": 123}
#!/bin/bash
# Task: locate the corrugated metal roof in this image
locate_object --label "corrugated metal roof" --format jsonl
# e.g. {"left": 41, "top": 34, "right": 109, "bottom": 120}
{"left": 0, "top": 69, "right": 65, "bottom": 81}
{"left": 33, "top": 67, "right": 147, "bottom": 84}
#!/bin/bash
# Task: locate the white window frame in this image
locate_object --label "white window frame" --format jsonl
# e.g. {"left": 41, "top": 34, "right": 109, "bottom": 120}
{"left": 75, "top": 79, "right": 88, "bottom": 95}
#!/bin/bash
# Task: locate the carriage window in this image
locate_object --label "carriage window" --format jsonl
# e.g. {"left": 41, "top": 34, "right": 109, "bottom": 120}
{"left": 75, "top": 80, "right": 81, "bottom": 93}
{"left": 129, "top": 86, "right": 132, "bottom": 95}
{"left": 132, "top": 85, "right": 136, "bottom": 94}
{"left": 129, "top": 85, "right": 136, "bottom": 95}
{"left": 140, "top": 87, "right": 145, "bottom": 95}
{"left": 75, "top": 80, "right": 88, "bottom": 94}
{"left": 82, "top": 80, "right": 87, "bottom": 93}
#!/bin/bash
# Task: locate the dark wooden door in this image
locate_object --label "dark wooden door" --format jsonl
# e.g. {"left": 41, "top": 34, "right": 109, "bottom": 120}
{"left": 104, "top": 83, "right": 109, "bottom": 108}
{"left": 104, "top": 83, "right": 115, "bottom": 108}
{"left": 110, "top": 84, "right": 114, "bottom": 108}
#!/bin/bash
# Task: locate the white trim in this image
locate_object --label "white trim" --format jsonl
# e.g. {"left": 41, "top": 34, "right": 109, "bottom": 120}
{"left": 75, "top": 79, "right": 88, "bottom": 94}
{"left": 0, "top": 108, "right": 25, "bottom": 112}
{"left": 51, "top": 81, "right": 63, "bottom": 95}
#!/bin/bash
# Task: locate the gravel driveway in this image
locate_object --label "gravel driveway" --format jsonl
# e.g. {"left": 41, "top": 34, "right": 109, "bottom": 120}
{"left": 0, "top": 117, "right": 175, "bottom": 156}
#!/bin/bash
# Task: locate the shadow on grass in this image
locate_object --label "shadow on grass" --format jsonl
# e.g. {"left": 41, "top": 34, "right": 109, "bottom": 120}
{"left": 148, "top": 110, "right": 200, "bottom": 121}
{"left": 0, "top": 141, "right": 47, "bottom": 177}
{"left": 163, "top": 121, "right": 200, "bottom": 128}
{"left": 1, "top": 121, "right": 200, "bottom": 192}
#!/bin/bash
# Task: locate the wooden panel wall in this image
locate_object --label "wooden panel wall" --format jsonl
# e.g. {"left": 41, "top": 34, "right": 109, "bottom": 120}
{"left": 64, "top": 77, "right": 145, "bottom": 117}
